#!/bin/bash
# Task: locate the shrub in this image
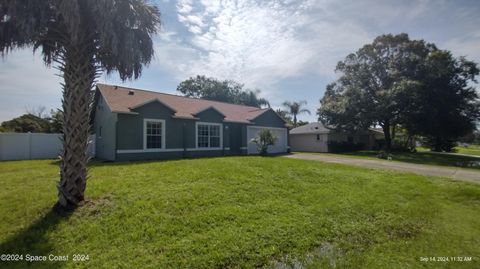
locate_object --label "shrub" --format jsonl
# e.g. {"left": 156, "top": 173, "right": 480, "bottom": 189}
{"left": 250, "top": 129, "right": 277, "bottom": 155}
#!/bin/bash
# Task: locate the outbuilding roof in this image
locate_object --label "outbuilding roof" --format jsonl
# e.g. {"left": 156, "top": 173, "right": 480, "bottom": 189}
{"left": 289, "top": 122, "right": 333, "bottom": 134}
{"left": 96, "top": 84, "right": 282, "bottom": 124}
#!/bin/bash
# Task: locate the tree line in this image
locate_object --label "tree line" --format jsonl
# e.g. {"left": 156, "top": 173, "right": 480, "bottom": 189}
{"left": 0, "top": 107, "right": 63, "bottom": 133}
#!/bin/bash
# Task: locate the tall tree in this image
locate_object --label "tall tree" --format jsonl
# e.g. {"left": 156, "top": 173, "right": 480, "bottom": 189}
{"left": 177, "top": 75, "right": 270, "bottom": 108}
{"left": 404, "top": 50, "right": 479, "bottom": 151}
{"left": 0, "top": 0, "right": 160, "bottom": 212}
{"left": 318, "top": 33, "right": 435, "bottom": 150}
{"left": 282, "top": 100, "right": 310, "bottom": 127}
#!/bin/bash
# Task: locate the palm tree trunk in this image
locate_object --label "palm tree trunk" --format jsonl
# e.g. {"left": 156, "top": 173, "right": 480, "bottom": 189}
{"left": 56, "top": 43, "right": 95, "bottom": 211}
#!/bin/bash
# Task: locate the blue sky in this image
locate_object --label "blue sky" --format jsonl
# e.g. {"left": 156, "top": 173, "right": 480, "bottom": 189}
{"left": 1, "top": 0, "right": 479, "bottom": 122}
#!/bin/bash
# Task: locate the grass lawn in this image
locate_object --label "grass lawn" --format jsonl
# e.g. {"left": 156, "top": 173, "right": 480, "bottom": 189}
{"left": 306, "top": 150, "right": 480, "bottom": 170}
{"left": 1, "top": 157, "right": 479, "bottom": 268}
{"left": 455, "top": 144, "right": 480, "bottom": 157}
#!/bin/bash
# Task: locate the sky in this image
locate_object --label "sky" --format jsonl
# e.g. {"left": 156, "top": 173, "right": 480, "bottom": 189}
{"left": 1, "top": 0, "right": 479, "bottom": 123}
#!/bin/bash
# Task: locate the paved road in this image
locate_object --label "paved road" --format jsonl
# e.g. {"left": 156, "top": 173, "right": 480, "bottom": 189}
{"left": 285, "top": 153, "right": 480, "bottom": 184}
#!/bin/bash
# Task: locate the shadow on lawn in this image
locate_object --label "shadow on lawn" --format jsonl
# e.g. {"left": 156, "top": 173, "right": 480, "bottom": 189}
{"left": 0, "top": 209, "right": 66, "bottom": 269}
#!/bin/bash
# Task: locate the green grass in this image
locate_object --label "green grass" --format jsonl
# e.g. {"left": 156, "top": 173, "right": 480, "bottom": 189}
{"left": 1, "top": 157, "right": 479, "bottom": 268}
{"left": 303, "top": 150, "right": 480, "bottom": 170}
{"left": 455, "top": 144, "right": 480, "bottom": 157}
{"left": 417, "top": 145, "right": 480, "bottom": 157}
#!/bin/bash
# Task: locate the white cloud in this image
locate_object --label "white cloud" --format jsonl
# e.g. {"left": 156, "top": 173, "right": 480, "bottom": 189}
{"left": 176, "top": 0, "right": 192, "bottom": 14}
{"left": 442, "top": 31, "right": 480, "bottom": 61}
{"left": 162, "top": 0, "right": 373, "bottom": 93}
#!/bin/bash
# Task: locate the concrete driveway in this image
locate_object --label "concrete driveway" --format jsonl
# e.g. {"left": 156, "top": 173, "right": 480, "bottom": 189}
{"left": 285, "top": 153, "right": 480, "bottom": 184}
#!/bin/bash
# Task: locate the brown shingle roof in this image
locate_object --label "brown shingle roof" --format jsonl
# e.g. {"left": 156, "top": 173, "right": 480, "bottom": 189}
{"left": 97, "top": 84, "right": 272, "bottom": 124}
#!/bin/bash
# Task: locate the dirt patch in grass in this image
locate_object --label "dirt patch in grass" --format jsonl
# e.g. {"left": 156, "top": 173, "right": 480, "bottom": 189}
{"left": 77, "top": 195, "right": 115, "bottom": 217}
{"left": 385, "top": 222, "right": 423, "bottom": 240}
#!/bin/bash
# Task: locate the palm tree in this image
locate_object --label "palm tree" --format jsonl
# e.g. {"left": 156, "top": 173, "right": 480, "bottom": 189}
{"left": 282, "top": 100, "right": 311, "bottom": 127}
{"left": 0, "top": 0, "right": 160, "bottom": 212}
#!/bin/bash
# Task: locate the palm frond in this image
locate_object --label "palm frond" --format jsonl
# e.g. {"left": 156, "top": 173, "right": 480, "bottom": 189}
{"left": 299, "top": 108, "right": 311, "bottom": 115}
{"left": 92, "top": 0, "right": 160, "bottom": 80}
{"left": 0, "top": 0, "right": 55, "bottom": 56}
{"left": 1, "top": 0, "right": 161, "bottom": 79}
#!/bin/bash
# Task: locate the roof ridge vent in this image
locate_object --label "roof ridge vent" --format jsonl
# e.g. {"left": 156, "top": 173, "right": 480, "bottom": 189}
{"left": 128, "top": 90, "right": 134, "bottom": 95}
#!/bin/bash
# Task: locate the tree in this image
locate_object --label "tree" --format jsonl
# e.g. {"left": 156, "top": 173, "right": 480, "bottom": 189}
{"left": 1, "top": 109, "right": 64, "bottom": 133}
{"left": 275, "top": 109, "right": 308, "bottom": 128}
{"left": 296, "top": 120, "right": 309, "bottom": 127}
{"left": 282, "top": 100, "right": 311, "bottom": 127}
{"left": 48, "top": 109, "right": 64, "bottom": 133}
{"left": 404, "top": 50, "right": 479, "bottom": 151}
{"left": 0, "top": 0, "right": 160, "bottom": 212}
{"left": 177, "top": 75, "right": 270, "bottom": 108}
{"left": 250, "top": 129, "right": 277, "bottom": 155}
{"left": 0, "top": 114, "right": 50, "bottom": 132}
{"left": 318, "top": 33, "right": 436, "bottom": 150}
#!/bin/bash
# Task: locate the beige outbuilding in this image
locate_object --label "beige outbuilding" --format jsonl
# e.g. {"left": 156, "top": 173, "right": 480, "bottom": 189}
{"left": 289, "top": 122, "right": 383, "bottom": 152}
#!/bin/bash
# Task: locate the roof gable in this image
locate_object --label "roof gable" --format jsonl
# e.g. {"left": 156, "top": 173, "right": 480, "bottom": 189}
{"left": 249, "top": 108, "right": 287, "bottom": 128}
{"left": 193, "top": 106, "right": 225, "bottom": 117}
{"left": 249, "top": 108, "right": 286, "bottom": 123}
{"left": 129, "top": 98, "right": 177, "bottom": 113}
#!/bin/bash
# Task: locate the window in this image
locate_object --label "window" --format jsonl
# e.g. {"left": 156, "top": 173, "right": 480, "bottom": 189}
{"left": 316, "top": 134, "right": 320, "bottom": 141}
{"left": 197, "top": 123, "right": 222, "bottom": 148}
{"left": 144, "top": 119, "right": 165, "bottom": 149}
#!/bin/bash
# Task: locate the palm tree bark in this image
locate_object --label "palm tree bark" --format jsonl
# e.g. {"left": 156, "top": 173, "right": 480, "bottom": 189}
{"left": 56, "top": 42, "right": 96, "bottom": 210}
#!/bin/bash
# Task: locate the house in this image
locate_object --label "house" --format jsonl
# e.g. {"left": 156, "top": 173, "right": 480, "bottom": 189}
{"left": 289, "top": 122, "right": 383, "bottom": 152}
{"left": 92, "top": 84, "right": 289, "bottom": 161}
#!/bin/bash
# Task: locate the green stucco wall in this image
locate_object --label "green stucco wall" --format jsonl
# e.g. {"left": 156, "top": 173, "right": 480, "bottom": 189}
{"left": 250, "top": 110, "right": 286, "bottom": 128}
{"left": 93, "top": 94, "right": 117, "bottom": 161}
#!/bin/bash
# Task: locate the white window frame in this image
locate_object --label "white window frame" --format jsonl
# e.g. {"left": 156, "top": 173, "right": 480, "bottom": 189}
{"left": 195, "top": 122, "right": 223, "bottom": 150}
{"left": 143, "top": 118, "right": 166, "bottom": 151}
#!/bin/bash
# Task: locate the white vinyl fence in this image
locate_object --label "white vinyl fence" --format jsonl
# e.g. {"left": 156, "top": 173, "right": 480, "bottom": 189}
{"left": 0, "top": 133, "right": 95, "bottom": 161}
